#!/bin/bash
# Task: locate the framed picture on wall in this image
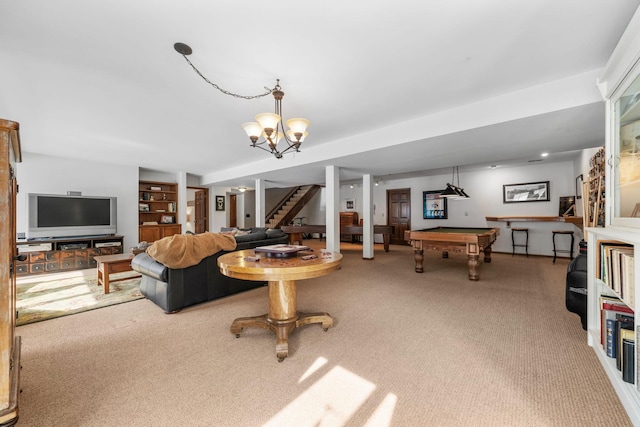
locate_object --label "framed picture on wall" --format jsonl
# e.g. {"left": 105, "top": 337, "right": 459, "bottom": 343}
{"left": 423, "top": 190, "right": 447, "bottom": 219}
{"left": 503, "top": 181, "right": 550, "bottom": 203}
{"left": 215, "top": 195, "right": 225, "bottom": 211}
{"left": 344, "top": 198, "right": 356, "bottom": 211}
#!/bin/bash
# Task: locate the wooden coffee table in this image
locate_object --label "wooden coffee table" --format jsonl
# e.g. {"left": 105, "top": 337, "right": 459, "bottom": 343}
{"left": 218, "top": 249, "right": 342, "bottom": 362}
{"left": 94, "top": 253, "right": 140, "bottom": 294}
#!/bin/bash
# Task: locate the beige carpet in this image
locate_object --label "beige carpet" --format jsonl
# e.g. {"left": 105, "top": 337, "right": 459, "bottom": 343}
{"left": 15, "top": 241, "right": 631, "bottom": 426}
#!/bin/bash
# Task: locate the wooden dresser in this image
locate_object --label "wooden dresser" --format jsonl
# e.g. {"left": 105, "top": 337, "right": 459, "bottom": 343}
{"left": 340, "top": 211, "right": 359, "bottom": 242}
{"left": 0, "top": 118, "right": 21, "bottom": 426}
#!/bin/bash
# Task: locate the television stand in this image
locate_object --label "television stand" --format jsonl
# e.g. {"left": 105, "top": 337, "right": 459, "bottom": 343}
{"left": 16, "top": 235, "right": 124, "bottom": 276}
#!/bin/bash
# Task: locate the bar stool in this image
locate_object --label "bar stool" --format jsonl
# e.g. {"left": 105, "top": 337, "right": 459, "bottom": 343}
{"left": 511, "top": 228, "right": 529, "bottom": 257}
{"left": 552, "top": 230, "right": 575, "bottom": 264}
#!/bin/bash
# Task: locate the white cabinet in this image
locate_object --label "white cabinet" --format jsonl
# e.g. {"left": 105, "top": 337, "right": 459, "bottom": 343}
{"left": 590, "top": 7, "right": 640, "bottom": 425}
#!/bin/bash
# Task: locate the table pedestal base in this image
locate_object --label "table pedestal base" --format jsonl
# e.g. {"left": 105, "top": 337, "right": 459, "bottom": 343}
{"left": 230, "top": 279, "right": 333, "bottom": 361}
{"left": 231, "top": 311, "right": 333, "bottom": 362}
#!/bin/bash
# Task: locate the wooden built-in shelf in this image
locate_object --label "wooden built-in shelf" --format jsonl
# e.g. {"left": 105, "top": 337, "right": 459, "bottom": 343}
{"left": 485, "top": 216, "right": 583, "bottom": 228}
{"left": 138, "top": 180, "right": 181, "bottom": 243}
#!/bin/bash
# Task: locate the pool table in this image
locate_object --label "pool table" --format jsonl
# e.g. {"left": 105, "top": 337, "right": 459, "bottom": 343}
{"left": 404, "top": 227, "right": 500, "bottom": 281}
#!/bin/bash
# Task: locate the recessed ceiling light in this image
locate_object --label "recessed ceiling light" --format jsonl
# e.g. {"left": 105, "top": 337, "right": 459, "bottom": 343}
{"left": 541, "top": 152, "right": 549, "bottom": 157}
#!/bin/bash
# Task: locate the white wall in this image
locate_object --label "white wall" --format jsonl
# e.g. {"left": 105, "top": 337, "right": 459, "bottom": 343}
{"left": 16, "top": 152, "right": 139, "bottom": 249}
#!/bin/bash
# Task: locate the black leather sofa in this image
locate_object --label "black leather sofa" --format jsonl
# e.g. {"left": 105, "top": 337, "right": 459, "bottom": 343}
{"left": 566, "top": 240, "right": 587, "bottom": 330}
{"left": 131, "top": 228, "right": 289, "bottom": 313}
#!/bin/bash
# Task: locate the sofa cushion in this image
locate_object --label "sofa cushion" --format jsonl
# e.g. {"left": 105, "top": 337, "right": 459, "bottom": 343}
{"left": 234, "top": 231, "right": 267, "bottom": 243}
{"left": 266, "top": 228, "right": 286, "bottom": 239}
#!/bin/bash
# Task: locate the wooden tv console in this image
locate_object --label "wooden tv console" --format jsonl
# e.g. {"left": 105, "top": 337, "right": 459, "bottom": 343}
{"left": 16, "top": 235, "right": 124, "bottom": 276}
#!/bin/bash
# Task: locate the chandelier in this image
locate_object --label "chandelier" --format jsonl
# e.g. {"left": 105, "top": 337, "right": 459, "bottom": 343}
{"left": 440, "top": 166, "right": 470, "bottom": 199}
{"left": 174, "top": 42, "right": 309, "bottom": 159}
{"left": 241, "top": 80, "right": 310, "bottom": 159}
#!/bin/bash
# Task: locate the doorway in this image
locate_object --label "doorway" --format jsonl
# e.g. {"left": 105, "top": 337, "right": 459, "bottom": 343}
{"left": 187, "top": 187, "right": 209, "bottom": 234}
{"left": 387, "top": 188, "right": 411, "bottom": 245}
{"left": 229, "top": 194, "right": 237, "bottom": 227}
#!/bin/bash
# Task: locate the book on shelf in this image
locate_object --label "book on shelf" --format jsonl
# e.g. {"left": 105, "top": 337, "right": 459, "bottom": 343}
{"left": 600, "top": 296, "right": 634, "bottom": 346}
{"left": 623, "top": 337, "right": 635, "bottom": 384}
{"left": 616, "top": 317, "right": 634, "bottom": 369}
{"left": 621, "top": 251, "right": 635, "bottom": 307}
{"left": 597, "top": 240, "right": 634, "bottom": 303}
{"left": 606, "top": 318, "right": 617, "bottom": 358}
{"left": 636, "top": 326, "right": 640, "bottom": 391}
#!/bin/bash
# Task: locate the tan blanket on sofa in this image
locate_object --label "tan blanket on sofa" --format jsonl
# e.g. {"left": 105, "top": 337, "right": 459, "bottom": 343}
{"left": 146, "top": 233, "right": 237, "bottom": 269}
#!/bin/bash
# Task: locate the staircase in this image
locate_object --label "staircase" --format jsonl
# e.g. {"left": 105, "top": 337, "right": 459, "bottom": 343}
{"left": 266, "top": 185, "right": 321, "bottom": 229}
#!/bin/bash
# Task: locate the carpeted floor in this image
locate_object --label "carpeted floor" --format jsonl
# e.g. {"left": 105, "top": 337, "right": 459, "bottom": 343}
{"left": 16, "top": 269, "right": 143, "bottom": 325}
{"left": 14, "top": 241, "right": 633, "bottom": 426}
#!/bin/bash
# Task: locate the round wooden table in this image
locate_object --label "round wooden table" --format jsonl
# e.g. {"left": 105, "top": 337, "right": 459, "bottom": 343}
{"left": 217, "top": 249, "right": 342, "bottom": 362}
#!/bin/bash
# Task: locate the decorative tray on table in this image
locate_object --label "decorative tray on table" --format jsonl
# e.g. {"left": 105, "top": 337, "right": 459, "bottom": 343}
{"left": 253, "top": 244, "right": 311, "bottom": 258}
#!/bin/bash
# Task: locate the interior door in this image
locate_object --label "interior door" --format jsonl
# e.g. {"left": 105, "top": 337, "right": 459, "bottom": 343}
{"left": 387, "top": 188, "right": 411, "bottom": 245}
{"left": 229, "top": 194, "right": 237, "bottom": 228}
{"left": 194, "top": 190, "right": 207, "bottom": 233}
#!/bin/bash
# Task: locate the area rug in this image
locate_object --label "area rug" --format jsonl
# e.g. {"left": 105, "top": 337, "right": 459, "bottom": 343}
{"left": 16, "top": 270, "right": 143, "bottom": 326}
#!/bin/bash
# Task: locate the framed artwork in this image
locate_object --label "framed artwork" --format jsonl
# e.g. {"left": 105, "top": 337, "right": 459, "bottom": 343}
{"left": 160, "top": 215, "right": 174, "bottom": 224}
{"left": 344, "top": 198, "right": 356, "bottom": 211}
{"left": 215, "top": 195, "right": 225, "bottom": 211}
{"left": 575, "top": 174, "right": 583, "bottom": 200}
{"left": 423, "top": 191, "right": 447, "bottom": 219}
{"left": 503, "top": 181, "right": 550, "bottom": 203}
{"left": 559, "top": 196, "right": 576, "bottom": 216}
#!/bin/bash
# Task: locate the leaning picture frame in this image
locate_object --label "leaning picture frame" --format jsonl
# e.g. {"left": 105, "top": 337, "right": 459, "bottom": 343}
{"left": 575, "top": 174, "right": 583, "bottom": 200}
{"left": 160, "top": 214, "right": 174, "bottom": 224}
{"left": 423, "top": 190, "right": 448, "bottom": 219}
{"left": 503, "top": 181, "right": 550, "bottom": 203}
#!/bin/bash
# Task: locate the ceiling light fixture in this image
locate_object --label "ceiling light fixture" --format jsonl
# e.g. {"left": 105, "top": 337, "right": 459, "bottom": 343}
{"left": 440, "top": 166, "right": 470, "bottom": 199}
{"left": 174, "top": 42, "right": 309, "bottom": 160}
{"left": 241, "top": 79, "right": 310, "bottom": 159}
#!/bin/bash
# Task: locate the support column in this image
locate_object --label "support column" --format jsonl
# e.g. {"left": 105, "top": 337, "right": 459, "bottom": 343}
{"left": 177, "top": 171, "right": 188, "bottom": 231}
{"left": 362, "top": 174, "right": 374, "bottom": 259}
{"left": 255, "top": 178, "right": 265, "bottom": 227}
{"left": 325, "top": 165, "right": 340, "bottom": 253}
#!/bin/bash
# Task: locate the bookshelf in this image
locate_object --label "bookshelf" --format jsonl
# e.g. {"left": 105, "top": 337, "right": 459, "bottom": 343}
{"left": 138, "top": 180, "right": 181, "bottom": 243}
{"left": 586, "top": 228, "right": 640, "bottom": 425}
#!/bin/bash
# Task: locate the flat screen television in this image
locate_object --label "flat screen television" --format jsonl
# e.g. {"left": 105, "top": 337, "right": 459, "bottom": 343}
{"left": 28, "top": 193, "right": 117, "bottom": 239}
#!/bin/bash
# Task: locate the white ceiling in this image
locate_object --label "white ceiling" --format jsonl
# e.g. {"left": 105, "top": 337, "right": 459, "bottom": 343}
{"left": 1, "top": 1, "right": 639, "bottom": 188}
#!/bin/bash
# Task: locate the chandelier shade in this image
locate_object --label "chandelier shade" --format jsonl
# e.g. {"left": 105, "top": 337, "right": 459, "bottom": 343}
{"left": 285, "top": 118, "right": 310, "bottom": 135}
{"left": 241, "top": 122, "right": 263, "bottom": 139}
{"left": 255, "top": 113, "right": 281, "bottom": 132}
{"left": 287, "top": 130, "right": 307, "bottom": 142}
